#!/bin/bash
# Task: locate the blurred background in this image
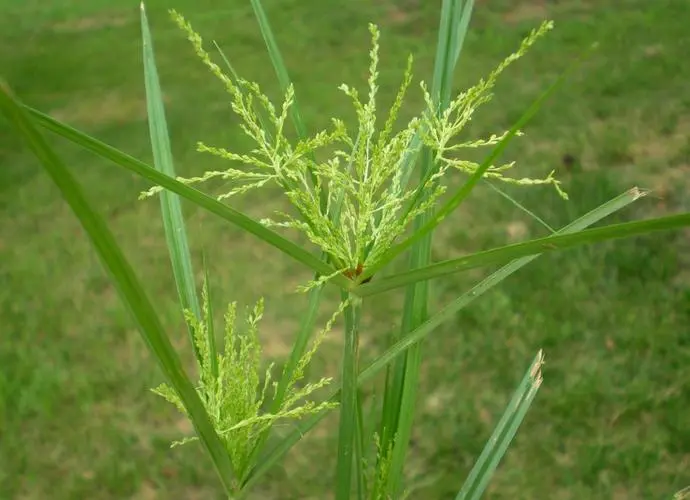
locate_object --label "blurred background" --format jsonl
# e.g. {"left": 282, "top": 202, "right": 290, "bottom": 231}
{"left": 1, "top": 0, "right": 689, "bottom": 498}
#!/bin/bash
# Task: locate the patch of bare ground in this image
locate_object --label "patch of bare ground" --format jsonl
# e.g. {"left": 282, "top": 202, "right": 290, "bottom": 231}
{"left": 502, "top": 1, "right": 548, "bottom": 24}
{"left": 51, "top": 13, "right": 132, "bottom": 33}
{"left": 49, "top": 91, "right": 149, "bottom": 127}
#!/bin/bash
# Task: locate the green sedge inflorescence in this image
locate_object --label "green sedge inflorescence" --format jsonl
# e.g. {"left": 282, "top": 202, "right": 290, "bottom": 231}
{"left": 141, "top": 12, "right": 565, "bottom": 288}
{"left": 152, "top": 282, "right": 342, "bottom": 484}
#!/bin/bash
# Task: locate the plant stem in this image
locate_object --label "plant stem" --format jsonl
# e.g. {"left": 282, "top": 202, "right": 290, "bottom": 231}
{"left": 385, "top": 201, "right": 432, "bottom": 497}
{"left": 335, "top": 293, "right": 363, "bottom": 500}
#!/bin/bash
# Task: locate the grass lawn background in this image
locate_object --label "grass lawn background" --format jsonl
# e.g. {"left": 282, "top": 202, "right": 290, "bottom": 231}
{"left": 1, "top": 0, "right": 689, "bottom": 498}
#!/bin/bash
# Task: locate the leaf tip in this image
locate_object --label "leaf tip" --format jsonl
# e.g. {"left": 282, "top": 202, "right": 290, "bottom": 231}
{"left": 629, "top": 186, "right": 649, "bottom": 200}
{"left": 530, "top": 349, "right": 545, "bottom": 385}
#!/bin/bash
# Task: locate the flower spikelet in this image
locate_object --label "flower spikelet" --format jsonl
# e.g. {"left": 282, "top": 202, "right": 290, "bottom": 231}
{"left": 152, "top": 285, "right": 337, "bottom": 481}
{"left": 141, "top": 14, "right": 567, "bottom": 288}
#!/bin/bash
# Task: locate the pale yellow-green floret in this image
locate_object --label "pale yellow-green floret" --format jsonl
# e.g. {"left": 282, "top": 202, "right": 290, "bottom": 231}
{"left": 152, "top": 283, "right": 341, "bottom": 482}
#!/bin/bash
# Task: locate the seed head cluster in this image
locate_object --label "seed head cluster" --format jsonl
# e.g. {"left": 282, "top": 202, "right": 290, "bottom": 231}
{"left": 142, "top": 13, "right": 564, "bottom": 286}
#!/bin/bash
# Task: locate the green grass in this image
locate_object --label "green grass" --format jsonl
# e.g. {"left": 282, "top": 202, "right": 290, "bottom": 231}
{"left": 1, "top": 0, "right": 689, "bottom": 498}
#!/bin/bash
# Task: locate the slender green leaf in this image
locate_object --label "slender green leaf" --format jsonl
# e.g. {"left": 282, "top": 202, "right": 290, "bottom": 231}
{"left": 242, "top": 187, "right": 643, "bottom": 489}
{"left": 383, "top": 203, "right": 430, "bottom": 497}
{"left": 455, "top": 351, "right": 544, "bottom": 500}
{"left": 450, "top": 0, "right": 475, "bottom": 71}
{"left": 358, "top": 208, "right": 689, "bottom": 297}
{"left": 141, "top": 3, "right": 202, "bottom": 364}
{"left": 378, "top": 207, "right": 428, "bottom": 493}
{"left": 23, "top": 105, "right": 348, "bottom": 287}
{"left": 397, "top": 0, "right": 474, "bottom": 208}
{"left": 0, "top": 80, "right": 236, "bottom": 493}
{"left": 431, "top": 0, "right": 473, "bottom": 108}
{"left": 379, "top": 0, "right": 467, "bottom": 448}
{"left": 384, "top": 315, "right": 423, "bottom": 498}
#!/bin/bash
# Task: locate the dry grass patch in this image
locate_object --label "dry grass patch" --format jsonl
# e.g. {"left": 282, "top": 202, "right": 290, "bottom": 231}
{"left": 50, "top": 91, "right": 149, "bottom": 128}
{"left": 51, "top": 13, "right": 132, "bottom": 34}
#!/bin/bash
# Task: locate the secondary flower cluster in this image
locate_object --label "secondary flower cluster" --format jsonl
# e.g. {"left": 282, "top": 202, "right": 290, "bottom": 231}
{"left": 153, "top": 283, "right": 341, "bottom": 481}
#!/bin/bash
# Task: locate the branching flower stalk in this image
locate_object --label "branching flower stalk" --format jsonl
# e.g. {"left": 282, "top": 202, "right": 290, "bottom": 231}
{"left": 419, "top": 20, "right": 568, "bottom": 199}
{"left": 335, "top": 293, "right": 364, "bottom": 499}
{"left": 152, "top": 283, "right": 340, "bottom": 491}
{"left": 141, "top": 13, "right": 565, "bottom": 290}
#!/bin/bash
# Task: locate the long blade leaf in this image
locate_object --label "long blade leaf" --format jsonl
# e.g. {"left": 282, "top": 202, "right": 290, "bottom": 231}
{"left": 455, "top": 351, "right": 544, "bottom": 500}
{"left": 485, "top": 180, "right": 556, "bottom": 233}
{"left": 141, "top": 3, "right": 202, "bottom": 363}
{"left": 0, "top": 81, "right": 236, "bottom": 493}
{"left": 357, "top": 208, "right": 689, "bottom": 297}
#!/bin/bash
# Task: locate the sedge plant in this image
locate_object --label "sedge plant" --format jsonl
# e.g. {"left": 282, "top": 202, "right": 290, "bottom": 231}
{"left": 1, "top": 0, "right": 689, "bottom": 499}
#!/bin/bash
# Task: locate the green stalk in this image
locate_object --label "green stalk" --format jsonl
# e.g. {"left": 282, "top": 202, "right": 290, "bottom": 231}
{"left": 377, "top": 152, "right": 433, "bottom": 458}
{"left": 377, "top": 149, "right": 433, "bottom": 484}
{"left": 354, "top": 388, "right": 367, "bottom": 500}
{"left": 381, "top": 1, "right": 475, "bottom": 496}
{"left": 383, "top": 159, "right": 433, "bottom": 498}
{"left": 380, "top": 0, "right": 470, "bottom": 456}
{"left": 335, "top": 293, "right": 363, "bottom": 500}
